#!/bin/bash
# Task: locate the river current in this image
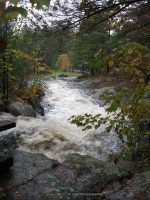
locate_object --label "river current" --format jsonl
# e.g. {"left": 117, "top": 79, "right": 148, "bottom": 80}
{"left": 0, "top": 78, "right": 119, "bottom": 162}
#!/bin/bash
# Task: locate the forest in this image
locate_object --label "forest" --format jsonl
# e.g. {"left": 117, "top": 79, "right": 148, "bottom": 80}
{"left": 0, "top": 0, "right": 150, "bottom": 200}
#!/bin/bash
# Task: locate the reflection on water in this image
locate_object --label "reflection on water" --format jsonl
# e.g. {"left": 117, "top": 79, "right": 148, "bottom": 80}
{"left": 0, "top": 79, "right": 120, "bottom": 162}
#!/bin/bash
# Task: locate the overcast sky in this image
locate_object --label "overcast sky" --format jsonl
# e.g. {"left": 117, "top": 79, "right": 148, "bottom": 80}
{"left": 15, "top": 0, "right": 80, "bottom": 29}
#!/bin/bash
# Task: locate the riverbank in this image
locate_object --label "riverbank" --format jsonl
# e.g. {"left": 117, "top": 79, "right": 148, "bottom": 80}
{"left": 0, "top": 76, "right": 149, "bottom": 200}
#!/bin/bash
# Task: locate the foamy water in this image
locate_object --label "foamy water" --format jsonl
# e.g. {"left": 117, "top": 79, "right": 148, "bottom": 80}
{"left": 0, "top": 79, "right": 119, "bottom": 162}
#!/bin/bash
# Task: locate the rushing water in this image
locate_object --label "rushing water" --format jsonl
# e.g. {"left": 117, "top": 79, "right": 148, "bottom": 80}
{"left": 0, "top": 78, "right": 119, "bottom": 162}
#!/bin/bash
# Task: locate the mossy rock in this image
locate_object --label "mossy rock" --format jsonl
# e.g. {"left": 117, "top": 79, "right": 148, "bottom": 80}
{"left": 65, "top": 153, "right": 129, "bottom": 177}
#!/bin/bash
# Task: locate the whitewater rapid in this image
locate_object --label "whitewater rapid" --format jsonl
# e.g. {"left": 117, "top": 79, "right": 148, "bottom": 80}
{"left": 0, "top": 79, "right": 119, "bottom": 162}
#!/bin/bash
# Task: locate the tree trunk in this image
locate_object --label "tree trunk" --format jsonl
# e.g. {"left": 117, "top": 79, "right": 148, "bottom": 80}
{"left": 106, "top": 64, "right": 109, "bottom": 74}
{"left": 82, "top": 64, "right": 85, "bottom": 75}
{"left": 90, "top": 68, "right": 95, "bottom": 76}
{"left": 2, "top": 64, "right": 6, "bottom": 100}
{"left": 2, "top": 23, "right": 9, "bottom": 101}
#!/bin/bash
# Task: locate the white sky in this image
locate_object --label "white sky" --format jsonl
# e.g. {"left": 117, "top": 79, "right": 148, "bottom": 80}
{"left": 16, "top": 0, "right": 79, "bottom": 29}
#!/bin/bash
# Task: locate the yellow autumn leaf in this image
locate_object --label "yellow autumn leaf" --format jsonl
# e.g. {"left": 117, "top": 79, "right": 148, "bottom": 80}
{"left": 108, "top": 60, "right": 114, "bottom": 68}
{"left": 16, "top": 97, "right": 24, "bottom": 102}
{"left": 128, "top": 48, "right": 133, "bottom": 54}
{"left": 139, "top": 78, "right": 144, "bottom": 83}
{"left": 145, "top": 132, "right": 150, "bottom": 135}
{"left": 135, "top": 69, "right": 141, "bottom": 75}
{"left": 32, "top": 86, "right": 38, "bottom": 95}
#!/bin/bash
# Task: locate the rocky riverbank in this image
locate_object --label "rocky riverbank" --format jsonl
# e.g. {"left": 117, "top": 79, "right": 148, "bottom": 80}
{"left": 0, "top": 150, "right": 149, "bottom": 200}
{"left": 0, "top": 92, "right": 44, "bottom": 117}
{"left": 0, "top": 78, "right": 150, "bottom": 200}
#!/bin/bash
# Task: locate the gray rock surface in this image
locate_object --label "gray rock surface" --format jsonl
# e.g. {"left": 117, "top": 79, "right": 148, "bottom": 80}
{"left": 103, "top": 171, "right": 150, "bottom": 200}
{"left": 0, "top": 151, "right": 70, "bottom": 200}
{"left": 0, "top": 131, "right": 17, "bottom": 171}
{"left": 7, "top": 101, "right": 36, "bottom": 117}
{"left": 0, "top": 151, "right": 150, "bottom": 200}
{"left": 0, "top": 151, "right": 149, "bottom": 200}
{"left": 0, "top": 121, "right": 16, "bottom": 132}
{"left": 34, "top": 102, "right": 44, "bottom": 116}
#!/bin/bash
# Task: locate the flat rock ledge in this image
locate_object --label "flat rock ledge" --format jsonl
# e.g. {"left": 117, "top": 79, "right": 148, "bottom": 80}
{"left": 0, "top": 151, "right": 149, "bottom": 200}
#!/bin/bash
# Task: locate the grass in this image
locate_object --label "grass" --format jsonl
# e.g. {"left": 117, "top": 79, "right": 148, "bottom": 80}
{"left": 36, "top": 73, "right": 52, "bottom": 80}
{"left": 36, "top": 70, "right": 82, "bottom": 81}
{"left": 51, "top": 70, "right": 81, "bottom": 77}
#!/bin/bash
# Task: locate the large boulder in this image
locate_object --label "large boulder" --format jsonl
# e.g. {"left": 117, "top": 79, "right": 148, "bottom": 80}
{"left": 53, "top": 154, "right": 132, "bottom": 195}
{"left": 7, "top": 101, "right": 36, "bottom": 117}
{"left": 0, "top": 152, "right": 133, "bottom": 200}
{"left": 27, "top": 94, "right": 45, "bottom": 116}
{"left": 35, "top": 103, "right": 44, "bottom": 116}
{"left": 0, "top": 130, "right": 17, "bottom": 171}
{"left": 0, "top": 151, "right": 149, "bottom": 200}
{"left": 28, "top": 99, "right": 44, "bottom": 116}
{"left": 103, "top": 171, "right": 150, "bottom": 200}
{"left": 0, "top": 151, "right": 72, "bottom": 200}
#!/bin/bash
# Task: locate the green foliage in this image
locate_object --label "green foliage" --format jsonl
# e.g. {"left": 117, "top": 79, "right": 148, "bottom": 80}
{"left": 2, "top": 6, "right": 27, "bottom": 21}
{"left": 69, "top": 114, "right": 102, "bottom": 131}
{"left": 30, "top": 0, "right": 50, "bottom": 8}
{"left": 9, "top": 0, "right": 19, "bottom": 5}
{"left": 0, "top": 0, "right": 50, "bottom": 22}
{"left": 0, "top": 24, "right": 49, "bottom": 101}
{"left": 11, "top": 30, "right": 49, "bottom": 94}
{"left": 0, "top": 0, "right": 51, "bottom": 100}
{"left": 69, "top": 15, "right": 109, "bottom": 74}
{"left": 114, "top": 42, "right": 150, "bottom": 84}
{"left": 70, "top": 42, "right": 150, "bottom": 159}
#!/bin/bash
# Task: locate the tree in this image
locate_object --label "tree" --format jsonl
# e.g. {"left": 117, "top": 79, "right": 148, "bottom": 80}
{"left": 56, "top": 54, "right": 71, "bottom": 74}
{"left": 0, "top": 0, "right": 50, "bottom": 102}
{"left": 70, "top": 42, "right": 150, "bottom": 160}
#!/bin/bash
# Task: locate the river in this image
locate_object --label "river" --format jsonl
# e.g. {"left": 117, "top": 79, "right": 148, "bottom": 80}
{"left": 1, "top": 78, "right": 120, "bottom": 162}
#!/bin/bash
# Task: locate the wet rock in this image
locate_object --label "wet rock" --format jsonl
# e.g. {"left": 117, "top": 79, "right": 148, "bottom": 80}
{"left": 140, "top": 120, "right": 150, "bottom": 144}
{"left": 7, "top": 101, "right": 36, "bottom": 117}
{"left": 140, "top": 120, "right": 150, "bottom": 132}
{"left": 58, "top": 73, "right": 65, "bottom": 77}
{"left": 0, "top": 131, "right": 17, "bottom": 171}
{"left": 0, "top": 151, "right": 72, "bottom": 200}
{"left": 103, "top": 171, "right": 150, "bottom": 200}
{"left": 28, "top": 95, "right": 45, "bottom": 116}
{"left": 0, "top": 151, "right": 149, "bottom": 200}
{"left": 0, "top": 157, "right": 14, "bottom": 172}
{"left": 53, "top": 154, "right": 150, "bottom": 200}
{"left": 51, "top": 76, "right": 56, "bottom": 79}
{"left": 53, "top": 153, "right": 132, "bottom": 196}
{"left": 0, "top": 120, "right": 16, "bottom": 132}
{"left": 58, "top": 73, "right": 68, "bottom": 78}
{"left": 35, "top": 103, "right": 44, "bottom": 116}
{"left": 130, "top": 171, "right": 150, "bottom": 198}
